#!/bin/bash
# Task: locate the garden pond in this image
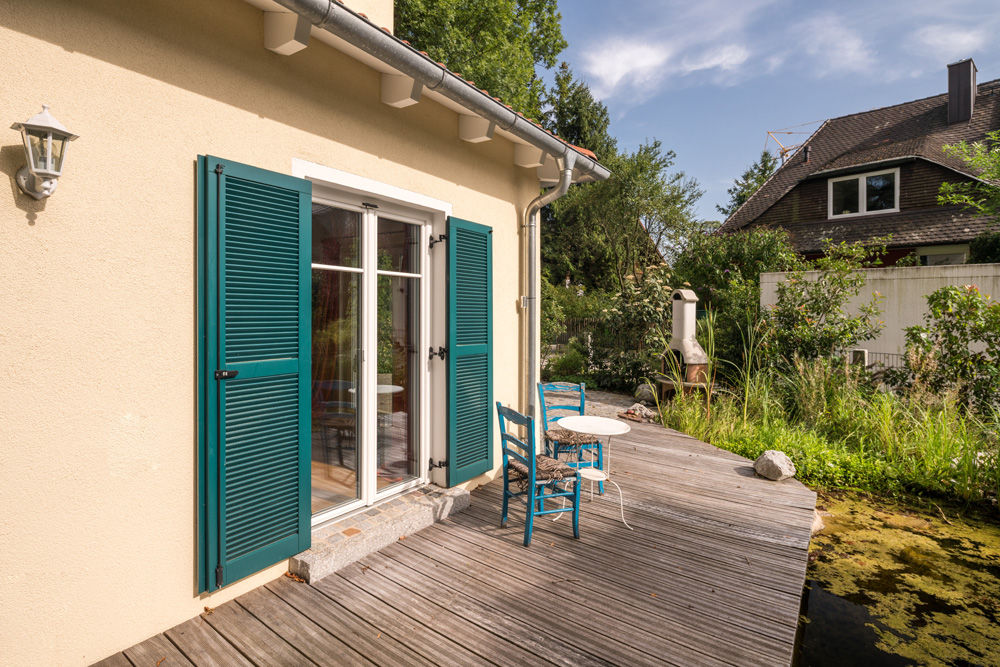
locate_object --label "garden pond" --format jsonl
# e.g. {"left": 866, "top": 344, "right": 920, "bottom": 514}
{"left": 795, "top": 493, "right": 1000, "bottom": 666}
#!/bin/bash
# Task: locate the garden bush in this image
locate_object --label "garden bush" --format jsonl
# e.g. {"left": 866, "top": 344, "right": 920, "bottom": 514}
{"left": 899, "top": 284, "right": 1000, "bottom": 414}
{"left": 764, "top": 239, "right": 886, "bottom": 363}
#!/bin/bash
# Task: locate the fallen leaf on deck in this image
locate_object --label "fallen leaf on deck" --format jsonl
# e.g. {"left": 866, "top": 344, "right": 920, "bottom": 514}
{"left": 203, "top": 606, "right": 214, "bottom": 615}
{"left": 284, "top": 571, "right": 306, "bottom": 583}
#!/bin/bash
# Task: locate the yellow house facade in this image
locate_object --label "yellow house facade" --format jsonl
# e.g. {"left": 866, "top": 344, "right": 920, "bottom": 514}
{"left": 0, "top": 0, "right": 608, "bottom": 663}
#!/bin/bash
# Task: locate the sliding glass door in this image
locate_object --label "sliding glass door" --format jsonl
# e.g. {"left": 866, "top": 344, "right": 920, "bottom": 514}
{"left": 310, "top": 201, "right": 425, "bottom": 521}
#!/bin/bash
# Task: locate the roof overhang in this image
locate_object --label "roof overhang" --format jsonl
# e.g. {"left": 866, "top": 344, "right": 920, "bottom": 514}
{"left": 805, "top": 156, "right": 918, "bottom": 180}
{"left": 241, "top": 0, "right": 610, "bottom": 184}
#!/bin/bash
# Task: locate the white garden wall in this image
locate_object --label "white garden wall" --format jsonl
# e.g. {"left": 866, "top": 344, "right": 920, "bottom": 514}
{"left": 760, "top": 264, "right": 1000, "bottom": 356}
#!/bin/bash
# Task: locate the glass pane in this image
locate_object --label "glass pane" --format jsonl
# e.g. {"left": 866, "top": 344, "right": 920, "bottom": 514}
{"left": 376, "top": 274, "right": 419, "bottom": 491}
{"left": 311, "top": 269, "right": 362, "bottom": 514}
{"left": 866, "top": 173, "right": 895, "bottom": 211}
{"left": 313, "top": 205, "right": 361, "bottom": 267}
{"left": 50, "top": 136, "right": 66, "bottom": 173}
{"left": 831, "top": 179, "right": 859, "bottom": 215}
{"left": 27, "top": 131, "right": 48, "bottom": 171}
{"left": 377, "top": 218, "right": 420, "bottom": 273}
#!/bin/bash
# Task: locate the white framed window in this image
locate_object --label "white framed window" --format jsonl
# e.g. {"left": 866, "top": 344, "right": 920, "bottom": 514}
{"left": 828, "top": 168, "right": 900, "bottom": 219}
{"left": 918, "top": 244, "right": 970, "bottom": 266}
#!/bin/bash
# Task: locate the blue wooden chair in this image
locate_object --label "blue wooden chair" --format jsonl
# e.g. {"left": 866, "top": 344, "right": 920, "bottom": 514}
{"left": 537, "top": 382, "right": 603, "bottom": 494}
{"left": 496, "top": 403, "right": 581, "bottom": 547}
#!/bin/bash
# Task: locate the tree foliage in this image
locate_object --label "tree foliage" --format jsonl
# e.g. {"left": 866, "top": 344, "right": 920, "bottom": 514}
{"left": 548, "top": 141, "right": 703, "bottom": 290}
{"left": 969, "top": 231, "right": 1000, "bottom": 263}
{"left": 394, "top": 0, "right": 565, "bottom": 118}
{"left": 543, "top": 63, "right": 617, "bottom": 162}
{"left": 938, "top": 129, "right": 1000, "bottom": 224}
{"left": 765, "top": 239, "right": 887, "bottom": 363}
{"left": 716, "top": 150, "right": 780, "bottom": 218}
{"left": 902, "top": 284, "right": 1000, "bottom": 414}
{"left": 672, "top": 227, "right": 803, "bottom": 364}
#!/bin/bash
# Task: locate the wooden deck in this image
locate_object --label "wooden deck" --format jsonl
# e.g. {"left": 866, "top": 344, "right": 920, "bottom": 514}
{"left": 98, "top": 422, "right": 816, "bottom": 666}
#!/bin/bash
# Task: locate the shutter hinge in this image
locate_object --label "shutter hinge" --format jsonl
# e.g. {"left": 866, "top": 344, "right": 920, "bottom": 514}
{"left": 429, "top": 346, "right": 447, "bottom": 361}
{"left": 215, "top": 369, "right": 239, "bottom": 380}
{"left": 429, "top": 234, "right": 447, "bottom": 249}
{"left": 429, "top": 458, "right": 448, "bottom": 470}
{"left": 215, "top": 564, "right": 224, "bottom": 588}
{"left": 214, "top": 164, "right": 224, "bottom": 175}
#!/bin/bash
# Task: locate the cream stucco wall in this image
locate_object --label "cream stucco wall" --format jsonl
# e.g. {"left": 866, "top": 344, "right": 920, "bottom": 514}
{"left": 0, "top": 1, "right": 538, "bottom": 663}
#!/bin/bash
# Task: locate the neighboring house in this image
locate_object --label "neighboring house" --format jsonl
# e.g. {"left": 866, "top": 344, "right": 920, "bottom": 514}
{"left": 0, "top": 0, "right": 607, "bottom": 663}
{"left": 720, "top": 59, "right": 1000, "bottom": 266}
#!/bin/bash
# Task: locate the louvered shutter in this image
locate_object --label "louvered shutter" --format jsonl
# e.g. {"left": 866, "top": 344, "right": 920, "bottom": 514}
{"left": 199, "top": 155, "right": 311, "bottom": 591}
{"left": 446, "top": 217, "right": 493, "bottom": 486}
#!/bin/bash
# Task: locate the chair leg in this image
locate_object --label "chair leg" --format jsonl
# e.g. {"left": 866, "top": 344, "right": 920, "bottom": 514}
{"left": 569, "top": 478, "right": 580, "bottom": 539}
{"left": 524, "top": 486, "right": 535, "bottom": 547}
{"left": 501, "top": 479, "right": 510, "bottom": 529}
{"left": 597, "top": 442, "right": 605, "bottom": 495}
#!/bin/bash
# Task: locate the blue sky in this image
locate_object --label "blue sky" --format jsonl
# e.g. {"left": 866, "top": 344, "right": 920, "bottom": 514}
{"left": 553, "top": 0, "right": 1000, "bottom": 221}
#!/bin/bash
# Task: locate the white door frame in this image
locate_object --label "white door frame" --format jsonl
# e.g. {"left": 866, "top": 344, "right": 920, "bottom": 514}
{"left": 296, "top": 159, "right": 449, "bottom": 525}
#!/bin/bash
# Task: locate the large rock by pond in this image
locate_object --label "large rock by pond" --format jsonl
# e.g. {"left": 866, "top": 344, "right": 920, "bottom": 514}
{"left": 634, "top": 383, "right": 657, "bottom": 405}
{"left": 754, "top": 450, "right": 797, "bottom": 481}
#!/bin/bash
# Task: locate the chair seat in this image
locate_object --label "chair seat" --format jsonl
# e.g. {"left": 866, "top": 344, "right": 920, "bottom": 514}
{"left": 545, "top": 428, "right": 600, "bottom": 447}
{"left": 508, "top": 454, "right": 578, "bottom": 481}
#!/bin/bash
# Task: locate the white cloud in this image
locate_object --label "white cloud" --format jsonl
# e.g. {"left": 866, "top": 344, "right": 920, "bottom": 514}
{"left": 581, "top": 40, "right": 672, "bottom": 99}
{"left": 911, "top": 25, "right": 987, "bottom": 62}
{"left": 680, "top": 45, "right": 750, "bottom": 74}
{"left": 795, "top": 14, "right": 874, "bottom": 76}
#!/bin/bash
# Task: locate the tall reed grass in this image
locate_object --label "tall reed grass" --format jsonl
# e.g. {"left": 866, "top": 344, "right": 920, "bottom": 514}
{"left": 653, "top": 324, "right": 1000, "bottom": 505}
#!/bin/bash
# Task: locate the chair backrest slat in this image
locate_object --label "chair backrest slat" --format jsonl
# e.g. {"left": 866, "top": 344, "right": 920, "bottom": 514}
{"left": 537, "top": 382, "right": 586, "bottom": 430}
{"left": 496, "top": 403, "right": 535, "bottom": 473}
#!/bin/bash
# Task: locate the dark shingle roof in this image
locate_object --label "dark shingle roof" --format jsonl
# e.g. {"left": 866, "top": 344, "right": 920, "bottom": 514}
{"left": 720, "top": 78, "right": 1000, "bottom": 232}
{"left": 777, "top": 207, "right": 995, "bottom": 253}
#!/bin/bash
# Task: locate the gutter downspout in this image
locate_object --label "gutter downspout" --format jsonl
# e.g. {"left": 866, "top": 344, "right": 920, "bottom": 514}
{"left": 523, "top": 154, "right": 576, "bottom": 435}
{"left": 265, "top": 0, "right": 610, "bottom": 182}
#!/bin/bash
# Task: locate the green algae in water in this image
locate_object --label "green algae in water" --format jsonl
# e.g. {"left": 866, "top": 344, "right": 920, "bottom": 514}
{"left": 804, "top": 493, "right": 1000, "bottom": 666}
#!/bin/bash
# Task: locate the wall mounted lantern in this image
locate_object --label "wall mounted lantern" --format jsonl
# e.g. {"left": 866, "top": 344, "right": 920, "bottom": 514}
{"left": 11, "top": 105, "right": 78, "bottom": 200}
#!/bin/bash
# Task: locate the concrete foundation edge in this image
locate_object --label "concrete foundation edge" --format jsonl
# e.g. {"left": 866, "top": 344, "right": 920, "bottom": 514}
{"left": 289, "top": 485, "right": 471, "bottom": 583}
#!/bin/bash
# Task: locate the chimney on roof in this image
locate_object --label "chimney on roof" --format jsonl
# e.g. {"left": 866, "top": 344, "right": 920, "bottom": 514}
{"left": 948, "top": 58, "right": 977, "bottom": 124}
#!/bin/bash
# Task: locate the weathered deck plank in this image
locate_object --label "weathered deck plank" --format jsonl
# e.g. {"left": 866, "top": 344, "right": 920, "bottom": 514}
{"left": 98, "top": 421, "right": 815, "bottom": 666}
{"left": 164, "top": 616, "right": 252, "bottom": 667}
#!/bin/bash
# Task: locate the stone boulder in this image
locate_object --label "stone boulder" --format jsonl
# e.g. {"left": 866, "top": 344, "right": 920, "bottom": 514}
{"left": 634, "top": 383, "right": 657, "bottom": 405}
{"left": 753, "top": 450, "right": 796, "bottom": 481}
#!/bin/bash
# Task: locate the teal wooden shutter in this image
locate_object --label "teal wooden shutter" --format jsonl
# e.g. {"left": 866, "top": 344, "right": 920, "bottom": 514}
{"left": 446, "top": 217, "right": 494, "bottom": 486}
{"left": 199, "top": 155, "right": 311, "bottom": 591}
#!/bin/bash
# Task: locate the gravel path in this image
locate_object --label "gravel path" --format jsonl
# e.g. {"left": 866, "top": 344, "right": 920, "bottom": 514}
{"left": 583, "top": 389, "right": 638, "bottom": 418}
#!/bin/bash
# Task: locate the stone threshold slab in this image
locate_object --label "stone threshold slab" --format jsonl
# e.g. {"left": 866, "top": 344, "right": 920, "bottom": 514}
{"left": 289, "top": 484, "right": 470, "bottom": 583}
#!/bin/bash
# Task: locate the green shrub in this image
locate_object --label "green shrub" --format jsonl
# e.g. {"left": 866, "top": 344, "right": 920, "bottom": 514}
{"left": 901, "top": 284, "right": 1000, "bottom": 414}
{"left": 968, "top": 231, "right": 1000, "bottom": 263}
{"left": 672, "top": 227, "right": 802, "bottom": 365}
{"left": 549, "top": 345, "right": 586, "bottom": 378}
{"left": 765, "top": 239, "right": 886, "bottom": 363}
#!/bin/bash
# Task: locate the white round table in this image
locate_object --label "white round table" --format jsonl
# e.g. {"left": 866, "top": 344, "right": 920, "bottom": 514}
{"left": 554, "top": 415, "right": 633, "bottom": 530}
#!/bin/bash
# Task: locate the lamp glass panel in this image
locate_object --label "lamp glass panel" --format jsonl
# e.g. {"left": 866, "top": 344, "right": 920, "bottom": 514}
{"left": 27, "top": 131, "right": 48, "bottom": 171}
{"left": 50, "top": 135, "right": 67, "bottom": 173}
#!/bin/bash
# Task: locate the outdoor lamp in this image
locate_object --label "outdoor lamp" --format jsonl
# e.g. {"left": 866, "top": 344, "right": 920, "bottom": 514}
{"left": 11, "top": 105, "right": 78, "bottom": 200}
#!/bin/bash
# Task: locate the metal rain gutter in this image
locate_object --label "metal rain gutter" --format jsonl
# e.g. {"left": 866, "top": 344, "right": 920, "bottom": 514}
{"left": 523, "top": 154, "right": 575, "bottom": 427}
{"left": 267, "top": 0, "right": 610, "bottom": 183}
